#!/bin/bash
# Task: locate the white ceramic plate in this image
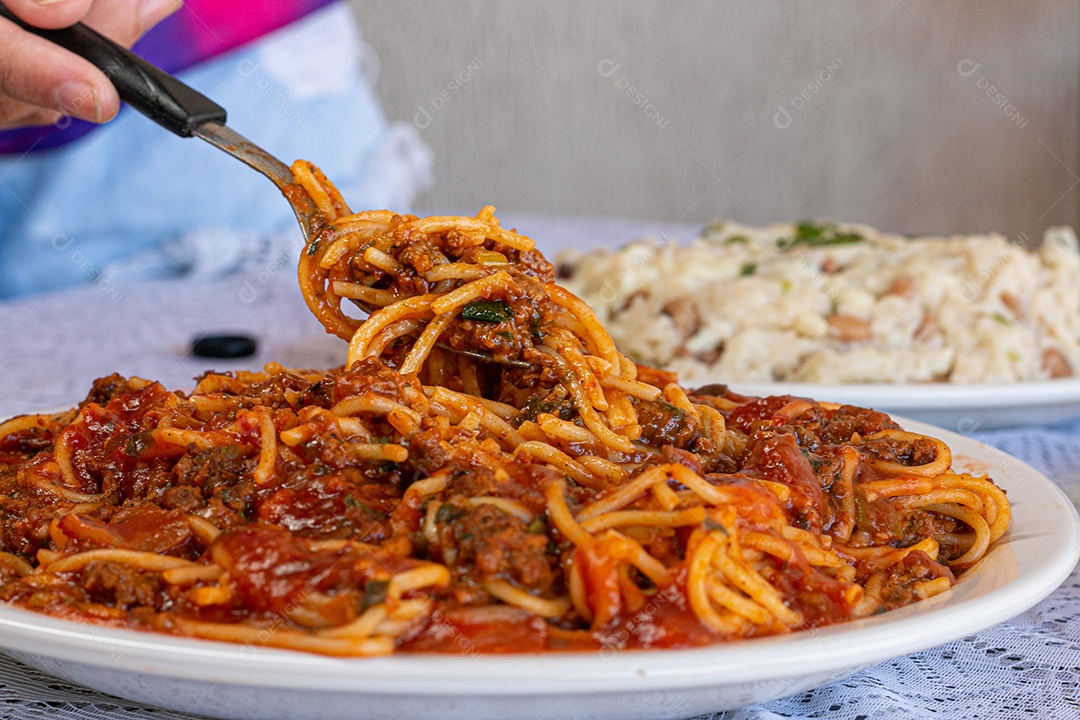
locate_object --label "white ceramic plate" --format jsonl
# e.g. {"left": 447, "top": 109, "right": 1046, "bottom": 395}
{"left": 0, "top": 419, "right": 1076, "bottom": 720}
{"left": 717, "top": 379, "right": 1080, "bottom": 432}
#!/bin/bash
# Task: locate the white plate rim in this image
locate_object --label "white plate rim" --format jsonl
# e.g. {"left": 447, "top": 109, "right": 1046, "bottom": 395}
{"left": 0, "top": 418, "right": 1075, "bottom": 698}
{"left": 719, "top": 378, "right": 1080, "bottom": 411}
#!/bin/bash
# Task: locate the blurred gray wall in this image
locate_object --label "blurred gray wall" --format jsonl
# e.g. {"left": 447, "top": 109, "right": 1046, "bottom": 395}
{"left": 352, "top": 1, "right": 1079, "bottom": 241}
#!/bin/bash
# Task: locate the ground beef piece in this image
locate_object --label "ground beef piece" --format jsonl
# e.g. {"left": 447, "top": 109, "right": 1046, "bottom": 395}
{"left": 103, "top": 457, "right": 176, "bottom": 504}
{"left": 216, "top": 479, "right": 258, "bottom": 520}
{"left": 432, "top": 503, "right": 555, "bottom": 596}
{"left": 328, "top": 357, "right": 418, "bottom": 407}
{"left": 514, "top": 248, "right": 555, "bottom": 283}
{"left": 444, "top": 466, "right": 499, "bottom": 498}
{"left": 397, "top": 237, "right": 440, "bottom": 276}
{"left": 636, "top": 399, "right": 698, "bottom": 449}
{"left": 82, "top": 561, "right": 166, "bottom": 610}
{"left": 0, "top": 501, "right": 57, "bottom": 556}
{"left": 293, "top": 377, "right": 334, "bottom": 409}
{"left": 161, "top": 485, "right": 204, "bottom": 512}
{"left": 798, "top": 404, "right": 900, "bottom": 445}
{"left": 862, "top": 434, "right": 939, "bottom": 468}
{"left": 877, "top": 551, "right": 955, "bottom": 610}
{"left": 79, "top": 374, "right": 133, "bottom": 409}
{"left": 439, "top": 275, "right": 553, "bottom": 365}
{"left": 684, "top": 435, "right": 740, "bottom": 473}
{"left": 172, "top": 445, "right": 250, "bottom": 494}
{"left": 406, "top": 429, "right": 451, "bottom": 477}
{"left": 240, "top": 372, "right": 312, "bottom": 407}
{"left": 444, "top": 462, "right": 553, "bottom": 516}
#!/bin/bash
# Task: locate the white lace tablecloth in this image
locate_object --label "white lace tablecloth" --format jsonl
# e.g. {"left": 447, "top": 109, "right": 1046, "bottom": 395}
{"left": 0, "top": 215, "right": 1078, "bottom": 720}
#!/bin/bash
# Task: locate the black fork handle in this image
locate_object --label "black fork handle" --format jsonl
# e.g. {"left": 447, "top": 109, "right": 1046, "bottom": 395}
{"left": 0, "top": 1, "right": 225, "bottom": 136}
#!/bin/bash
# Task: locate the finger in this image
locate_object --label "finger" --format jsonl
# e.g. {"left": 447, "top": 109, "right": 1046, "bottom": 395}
{"left": 0, "top": 18, "right": 119, "bottom": 122}
{"left": 1, "top": 0, "right": 94, "bottom": 30}
{"left": 21, "top": 108, "right": 64, "bottom": 127}
{"left": 0, "top": 97, "right": 62, "bottom": 129}
{"left": 83, "top": 0, "right": 182, "bottom": 47}
{"left": 22, "top": 108, "right": 64, "bottom": 127}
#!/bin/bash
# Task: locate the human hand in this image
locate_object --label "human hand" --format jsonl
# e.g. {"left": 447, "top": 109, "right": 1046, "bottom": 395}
{"left": 0, "top": 0, "right": 180, "bottom": 129}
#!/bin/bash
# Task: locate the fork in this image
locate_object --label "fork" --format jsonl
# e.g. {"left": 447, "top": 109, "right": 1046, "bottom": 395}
{"left": 0, "top": 6, "right": 533, "bottom": 368}
{"left": 0, "top": 2, "right": 324, "bottom": 246}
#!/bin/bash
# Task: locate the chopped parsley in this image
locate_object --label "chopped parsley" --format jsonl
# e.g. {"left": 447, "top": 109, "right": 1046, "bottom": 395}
{"left": 777, "top": 222, "right": 864, "bottom": 250}
{"left": 740, "top": 262, "right": 757, "bottom": 276}
{"left": 703, "top": 517, "right": 729, "bottom": 535}
{"left": 360, "top": 579, "right": 390, "bottom": 612}
{"left": 520, "top": 395, "right": 559, "bottom": 424}
{"left": 461, "top": 300, "right": 513, "bottom": 323}
{"left": 124, "top": 431, "right": 154, "bottom": 458}
{"left": 702, "top": 220, "right": 726, "bottom": 236}
{"left": 435, "top": 503, "right": 468, "bottom": 524}
{"left": 657, "top": 401, "right": 685, "bottom": 417}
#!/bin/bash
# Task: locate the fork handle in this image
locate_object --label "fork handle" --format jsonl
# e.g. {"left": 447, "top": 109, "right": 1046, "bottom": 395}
{"left": 0, "top": 2, "right": 226, "bottom": 137}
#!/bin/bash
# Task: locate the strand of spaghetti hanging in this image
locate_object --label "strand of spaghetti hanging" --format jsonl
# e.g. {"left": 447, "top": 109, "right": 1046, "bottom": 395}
{"left": 291, "top": 159, "right": 658, "bottom": 464}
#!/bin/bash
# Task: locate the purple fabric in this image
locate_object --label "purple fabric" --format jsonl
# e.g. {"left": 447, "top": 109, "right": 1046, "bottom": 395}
{"left": 0, "top": 0, "right": 336, "bottom": 155}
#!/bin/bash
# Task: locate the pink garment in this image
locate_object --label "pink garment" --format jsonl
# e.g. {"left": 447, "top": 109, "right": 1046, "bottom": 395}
{"left": 0, "top": 0, "right": 336, "bottom": 154}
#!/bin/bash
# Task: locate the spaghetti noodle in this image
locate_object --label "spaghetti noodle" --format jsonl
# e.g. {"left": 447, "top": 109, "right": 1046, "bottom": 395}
{"left": 0, "top": 162, "right": 1010, "bottom": 656}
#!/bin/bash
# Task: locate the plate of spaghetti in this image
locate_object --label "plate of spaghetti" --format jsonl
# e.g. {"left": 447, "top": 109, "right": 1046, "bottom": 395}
{"left": 0, "top": 163, "right": 1076, "bottom": 720}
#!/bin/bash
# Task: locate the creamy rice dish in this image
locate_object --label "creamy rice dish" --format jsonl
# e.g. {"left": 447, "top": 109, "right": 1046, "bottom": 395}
{"left": 556, "top": 221, "right": 1080, "bottom": 384}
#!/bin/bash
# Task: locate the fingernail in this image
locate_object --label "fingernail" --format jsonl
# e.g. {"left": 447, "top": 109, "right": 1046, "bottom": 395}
{"left": 33, "top": 0, "right": 71, "bottom": 5}
{"left": 90, "top": 85, "right": 102, "bottom": 122}
{"left": 138, "top": 0, "right": 183, "bottom": 32}
{"left": 54, "top": 81, "right": 102, "bottom": 123}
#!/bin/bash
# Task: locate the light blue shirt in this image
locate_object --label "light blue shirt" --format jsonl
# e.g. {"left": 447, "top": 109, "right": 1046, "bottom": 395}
{"left": 0, "top": 3, "right": 430, "bottom": 299}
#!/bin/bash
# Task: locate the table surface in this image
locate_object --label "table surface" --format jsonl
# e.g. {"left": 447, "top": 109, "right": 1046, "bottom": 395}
{"left": 0, "top": 214, "right": 1078, "bottom": 720}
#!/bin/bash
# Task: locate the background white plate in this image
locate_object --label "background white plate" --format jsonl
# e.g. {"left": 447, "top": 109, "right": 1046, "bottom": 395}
{"left": 0, "top": 419, "right": 1075, "bottom": 720}
{"left": 718, "top": 379, "right": 1080, "bottom": 431}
